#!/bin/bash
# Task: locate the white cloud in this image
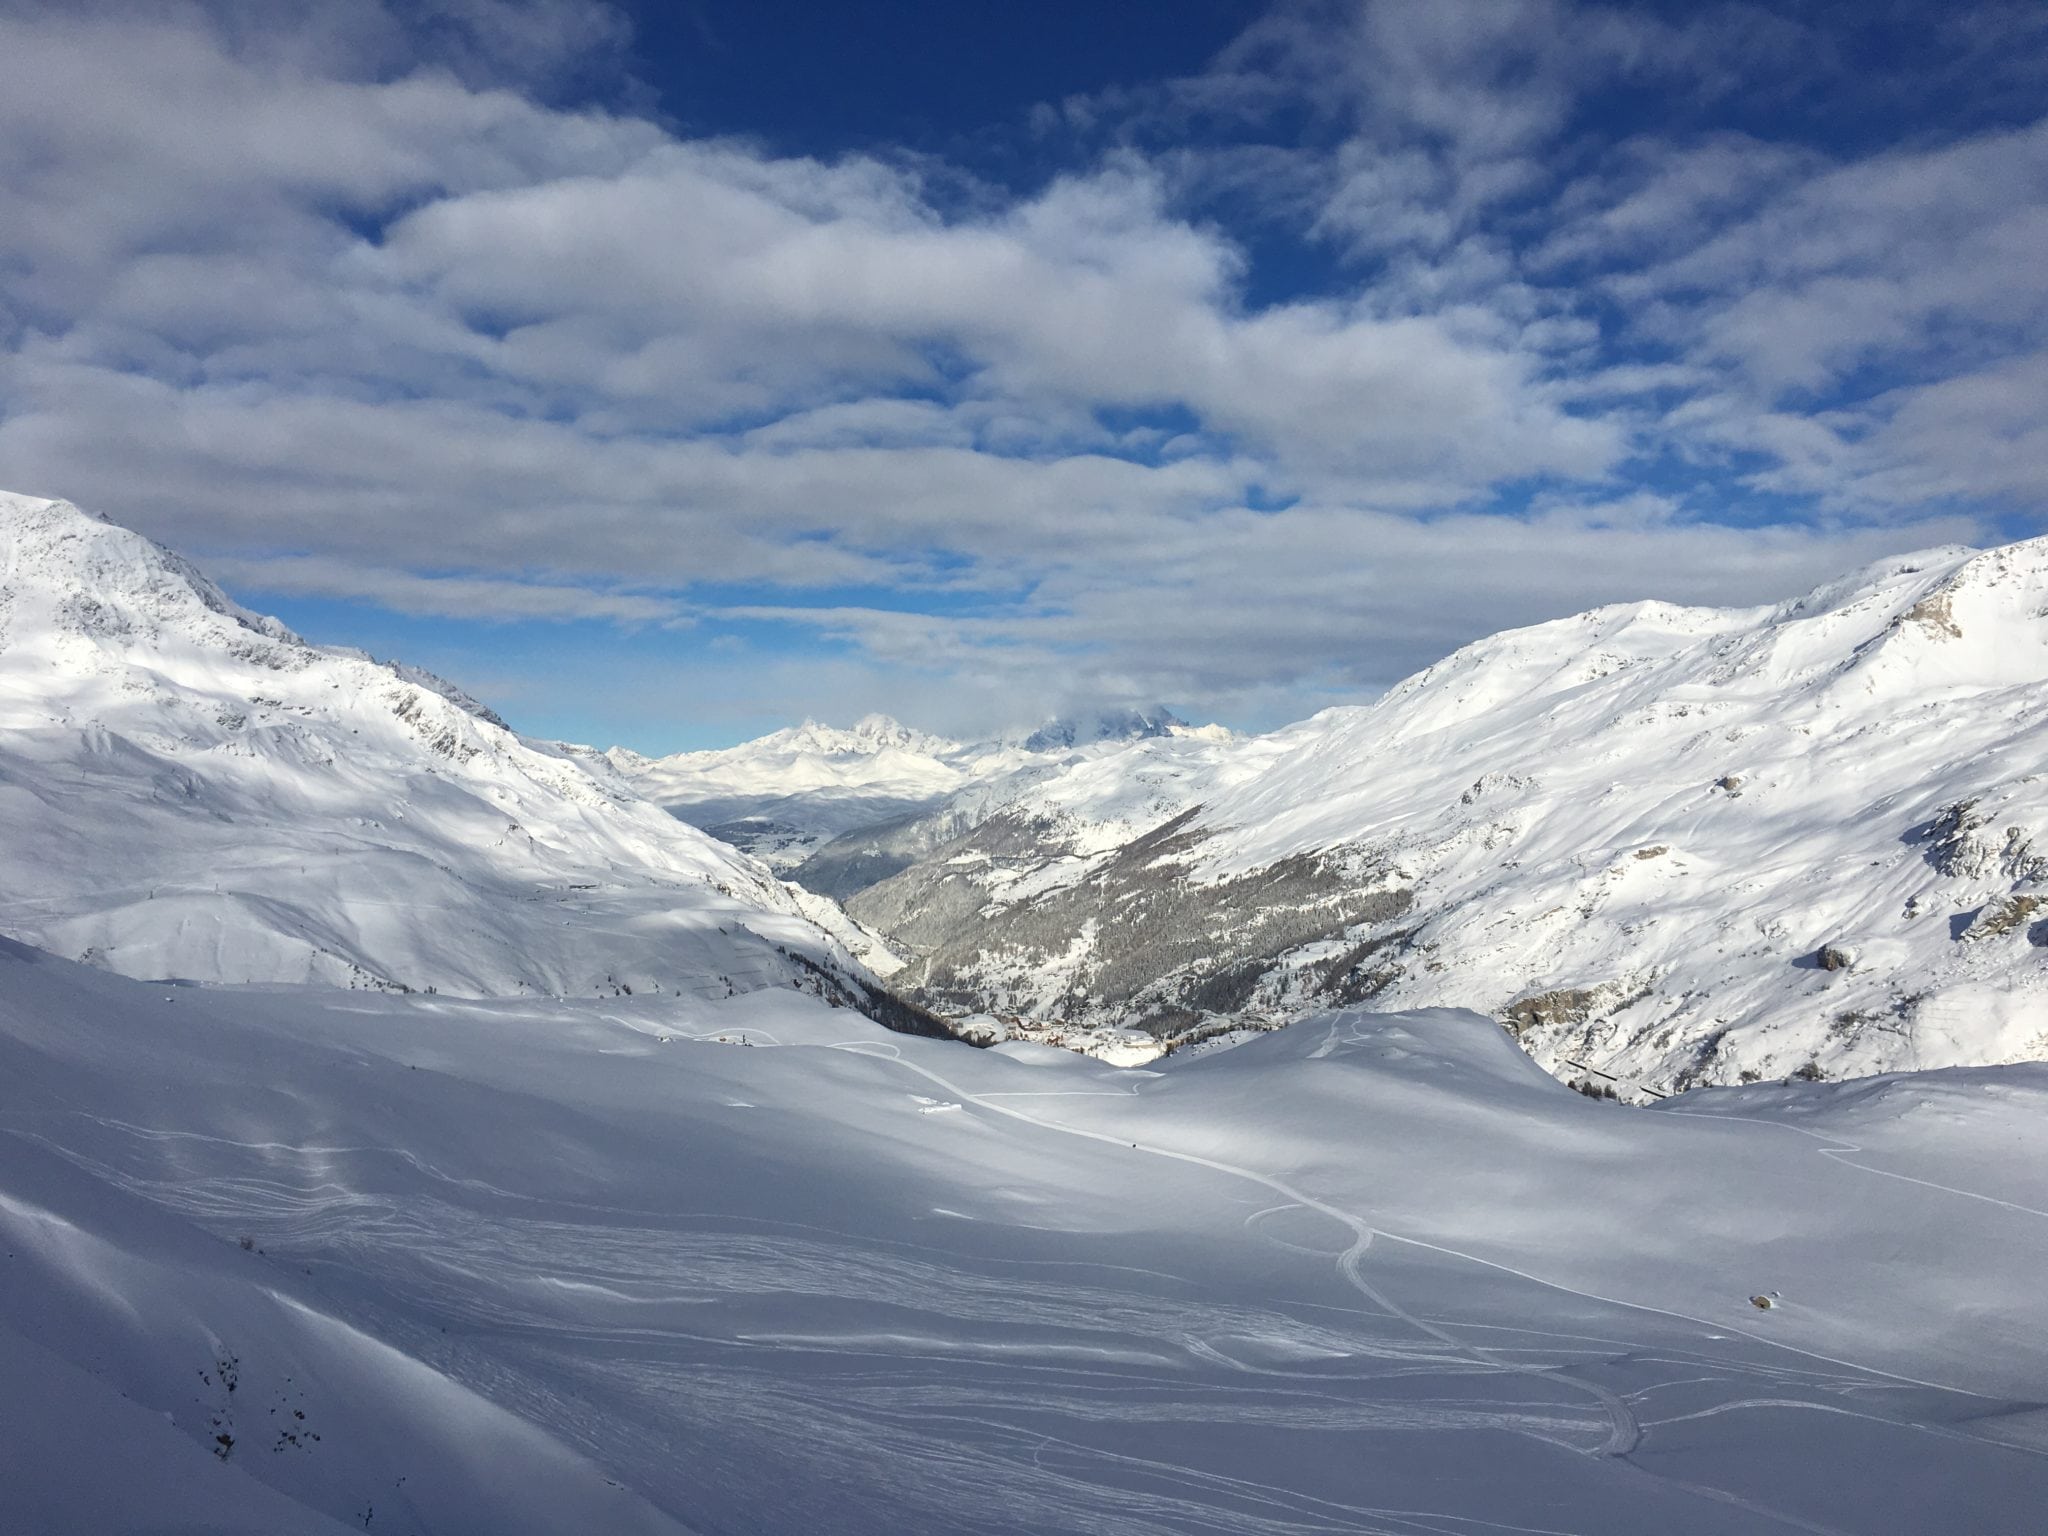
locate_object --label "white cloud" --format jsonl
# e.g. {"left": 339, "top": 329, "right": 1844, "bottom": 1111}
{"left": 203, "top": 553, "right": 687, "bottom": 625}
{"left": 0, "top": 0, "right": 2039, "bottom": 742}
{"left": 708, "top": 502, "right": 1977, "bottom": 736}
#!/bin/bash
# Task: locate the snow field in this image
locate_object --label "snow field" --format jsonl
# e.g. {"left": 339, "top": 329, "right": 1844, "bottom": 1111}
{"left": 4, "top": 941, "right": 2045, "bottom": 1533}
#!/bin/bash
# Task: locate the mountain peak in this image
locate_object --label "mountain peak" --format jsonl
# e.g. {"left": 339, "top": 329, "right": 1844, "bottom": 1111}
{"left": 0, "top": 488, "right": 879, "bottom": 1001}
{"left": 768, "top": 714, "right": 958, "bottom": 758}
{"left": 1019, "top": 706, "right": 1188, "bottom": 753}
{"left": 0, "top": 489, "right": 302, "bottom": 654}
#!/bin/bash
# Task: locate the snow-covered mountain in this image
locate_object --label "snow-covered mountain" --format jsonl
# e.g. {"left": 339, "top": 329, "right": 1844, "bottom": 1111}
{"left": 1016, "top": 705, "right": 1222, "bottom": 754}
{"left": 7, "top": 505, "right": 2047, "bottom": 1532}
{"left": 848, "top": 539, "right": 2048, "bottom": 1089}
{"left": 0, "top": 491, "right": 901, "bottom": 1002}
{"left": 607, "top": 714, "right": 1004, "bottom": 870}
{"left": 611, "top": 705, "right": 1225, "bottom": 875}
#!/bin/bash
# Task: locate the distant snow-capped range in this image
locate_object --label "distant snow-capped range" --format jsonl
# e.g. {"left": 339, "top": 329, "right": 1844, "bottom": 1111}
{"left": 647, "top": 544, "right": 2048, "bottom": 1092}
{"left": 0, "top": 491, "right": 904, "bottom": 1008}
{"left": 608, "top": 707, "right": 1231, "bottom": 874}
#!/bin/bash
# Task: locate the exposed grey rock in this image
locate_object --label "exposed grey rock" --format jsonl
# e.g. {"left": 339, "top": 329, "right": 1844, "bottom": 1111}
{"left": 1499, "top": 975, "right": 1656, "bottom": 1049}
{"left": 1923, "top": 796, "right": 2048, "bottom": 883}
{"left": 1963, "top": 893, "right": 2048, "bottom": 942}
{"left": 1502, "top": 986, "right": 1608, "bottom": 1034}
{"left": 1901, "top": 589, "right": 1962, "bottom": 639}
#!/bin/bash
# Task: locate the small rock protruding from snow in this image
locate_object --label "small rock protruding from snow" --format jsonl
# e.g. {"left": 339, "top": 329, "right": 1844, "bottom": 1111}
{"left": 1962, "top": 895, "right": 2048, "bottom": 943}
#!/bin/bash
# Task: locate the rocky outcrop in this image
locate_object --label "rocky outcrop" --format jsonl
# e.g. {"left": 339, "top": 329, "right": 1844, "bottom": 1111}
{"left": 1923, "top": 794, "right": 2048, "bottom": 885}
{"left": 1963, "top": 894, "right": 2048, "bottom": 942}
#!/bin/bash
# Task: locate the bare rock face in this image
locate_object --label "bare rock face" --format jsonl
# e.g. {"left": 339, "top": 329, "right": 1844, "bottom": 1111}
{"left": 1499, "top": 976, "right": 1657, "bottom": 1068}
{"left": 1818, "top": 944, "right": 1857, "bottom": 972}
{"left": 1902, "top": 590, "right": 1963, "bottom": 639}
{"left": 1503, "top": 986, "right": 1610, "bottom": 1033}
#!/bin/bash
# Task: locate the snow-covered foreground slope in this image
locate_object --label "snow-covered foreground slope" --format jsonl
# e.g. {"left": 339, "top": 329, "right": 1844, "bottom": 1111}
{"left": 612, "top": 708, "right": 1225, "bottom": 876}
{"left": 0, "top": 491, "right": 893, "bottom": 998}
{"left": 851, "top": 540, "right": 2048, "bottom": 1089}
{"left": 5, "top": 937, "right": 2047, "bottom": 1534}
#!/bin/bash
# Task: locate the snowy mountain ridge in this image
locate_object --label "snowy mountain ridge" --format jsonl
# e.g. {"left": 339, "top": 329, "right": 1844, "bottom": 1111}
{"left": 0, "top": 490, "right": 900, "bottom": 1000}
{"left": 612, "top": 702, "right": 1230, "bottom": 871}
{"left": 846, "top": 537, "right": 2048, "bottom": 1089}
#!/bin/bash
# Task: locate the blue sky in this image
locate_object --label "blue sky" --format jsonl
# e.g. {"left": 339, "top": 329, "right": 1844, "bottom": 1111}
{"left": 2, "top": 0, "right": 2044, "bottom": 751}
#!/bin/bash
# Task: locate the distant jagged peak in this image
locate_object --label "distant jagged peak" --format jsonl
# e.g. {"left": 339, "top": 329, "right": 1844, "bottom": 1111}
{"left": 620, "top": 707, "right": 1234, "bottom": 778}
{"left": 618, "top": 713, "right": 968, "bottom": 777}
{"left": 784, "top": 713, "right": 959, "bottom": 757}
{"left": 702, "top": 713, "right": 958, "bottom": 763}
{"left": 1016, "top": 705, "right": 1211, "bottom": 754}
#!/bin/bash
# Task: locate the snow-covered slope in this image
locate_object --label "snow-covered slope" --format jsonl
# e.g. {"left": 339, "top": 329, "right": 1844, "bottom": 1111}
{"left": 0, "top": 491, "right": 897, "bottom": 999}
{"left": 850, "top": 539, "right": 2048, "bottom": 1089}
{"left": 6, "top": 937, "right": 2047, "bottom": 1532}
{"left": 613, "top": 706, "right": 1221, "bottom": 875}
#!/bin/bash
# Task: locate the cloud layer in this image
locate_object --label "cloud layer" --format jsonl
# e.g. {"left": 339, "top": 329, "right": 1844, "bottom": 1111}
{"left": 1, "top": 0, "right": 2042, "bottom": 740}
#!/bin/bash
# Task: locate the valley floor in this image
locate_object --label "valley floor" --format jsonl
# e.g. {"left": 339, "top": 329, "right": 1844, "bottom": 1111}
{"left": 3, "top": 940, "right": 2045, "bottom": 1534}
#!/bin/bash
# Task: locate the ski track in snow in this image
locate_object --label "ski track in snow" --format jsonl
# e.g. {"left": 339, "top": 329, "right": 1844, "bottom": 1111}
{"left": 1653, "top": 1103, "right": 2048, "bottom": 1223}
{"left": 7, "top": 951, "right": 2048, "bottom": 1532}
{"left": 26, "top": 1019, "right": 2039, "bottom": 1533}
{"left": 814, "top": 1028, "right": 2041, "bottom": 1516}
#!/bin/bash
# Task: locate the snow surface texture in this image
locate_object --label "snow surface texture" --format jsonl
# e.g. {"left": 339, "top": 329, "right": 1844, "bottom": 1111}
{"left": 4, "top": 937, "right": 2046, "bottom": 1534}
{"left": 0, "top": 491, "right": 894, "bottom": 998}
{"left": 846, "top": 542, "right": 2048, "bottom": 1089}
{"left": 613, "top": 708, "right": 1227, "bottom": 875}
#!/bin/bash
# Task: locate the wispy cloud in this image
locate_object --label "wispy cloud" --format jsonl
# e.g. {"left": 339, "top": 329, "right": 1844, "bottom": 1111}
{"left": 205, "top": 553, "right": 689, "bottom": 626}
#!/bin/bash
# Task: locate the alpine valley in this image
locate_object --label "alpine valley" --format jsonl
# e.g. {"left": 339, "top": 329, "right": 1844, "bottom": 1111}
{"left": 5, "top": 489, "right": 2048, "bottom": 1535}
{"left": 661, "top": 540, "right": 2048, "bottom": 1094}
